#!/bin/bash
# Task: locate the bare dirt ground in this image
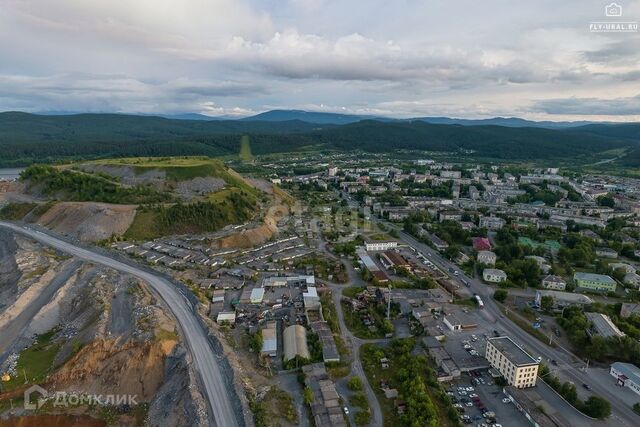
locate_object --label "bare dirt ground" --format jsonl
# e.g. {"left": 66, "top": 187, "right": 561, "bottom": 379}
{"left": 37, "top": 202, "right": 137, "bottom": 242}
{"left": 0, "top": 233, "right": 206, "bottom": 427}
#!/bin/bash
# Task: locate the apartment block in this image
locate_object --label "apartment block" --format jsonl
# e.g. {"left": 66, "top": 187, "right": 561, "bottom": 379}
{"left": 486, "top": 336, "right": 539, "bottom": 388}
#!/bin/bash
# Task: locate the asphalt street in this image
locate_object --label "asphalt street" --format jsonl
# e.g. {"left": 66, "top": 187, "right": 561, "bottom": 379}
{"left": 377, "top": 218, "right": 638, "bottom": 427}
{"left": 0, "top": 221, "right": 240, "bottom": 427}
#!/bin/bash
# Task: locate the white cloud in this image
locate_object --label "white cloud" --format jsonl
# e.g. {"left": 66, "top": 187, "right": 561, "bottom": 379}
{"left": 0, "top": 0, "right": 638, "bottom": 119}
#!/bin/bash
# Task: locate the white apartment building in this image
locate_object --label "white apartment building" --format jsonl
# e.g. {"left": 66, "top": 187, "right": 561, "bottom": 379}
{"left": 364, "top": 240, "right": 398, "bottom": 252}
{"left": 486, "top": 336, "right": 539, "bottom": 388}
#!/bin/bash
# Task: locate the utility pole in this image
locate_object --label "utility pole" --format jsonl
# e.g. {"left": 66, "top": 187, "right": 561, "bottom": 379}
{"left": 387, "top": 285, "right": 392, "bottom": 321}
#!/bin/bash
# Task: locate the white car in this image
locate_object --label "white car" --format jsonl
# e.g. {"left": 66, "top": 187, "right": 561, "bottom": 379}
{"left": 459, "top": 391, "right": 467, "bottom": 395}
{"left": 502, "top": 398, "right": 511, "bottom": 404}
{"left": 465, "top": 402, "right": 473, "bottom": 407}
{"left": 343, "top": 407, "right": 349, "bottom": 415}
{"left": 466, "top": 387, "right": 474, "bottom": 391}
{"left": 469, "top": 393, "right": 478, "bottom": 398}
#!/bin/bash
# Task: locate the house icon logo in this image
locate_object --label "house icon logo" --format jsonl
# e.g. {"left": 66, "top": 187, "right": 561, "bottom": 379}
{"left": 605, "top": 2, "right": 623, "bottom": 17}
{"left": 24, "top": 384, "right": 48, "bottom": 410}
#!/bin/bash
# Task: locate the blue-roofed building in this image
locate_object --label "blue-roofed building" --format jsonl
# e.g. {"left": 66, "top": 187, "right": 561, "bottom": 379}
{"left": 610, "top": 362, "right": 640, "bottom": 396}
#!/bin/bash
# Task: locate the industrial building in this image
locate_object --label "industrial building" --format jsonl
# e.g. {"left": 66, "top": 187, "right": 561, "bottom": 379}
{"left": 283, "top": 325, "right": 310, "bottom": 362}
{"left": 586, "top": 312, "right": 626, "bottom": 338}
{"left": 260, "top": 321, "right": 278, "bottom": 357}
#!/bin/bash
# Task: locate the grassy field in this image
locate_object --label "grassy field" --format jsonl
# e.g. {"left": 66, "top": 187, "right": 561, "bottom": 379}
{"left": 124, "top": 210, "right": 161, "bottom": 240}
{"left": 3, "top": 328, "right": 61, "bottom": 392}
{"left": 0, "top": 202, "right": 37, "bottom": 220}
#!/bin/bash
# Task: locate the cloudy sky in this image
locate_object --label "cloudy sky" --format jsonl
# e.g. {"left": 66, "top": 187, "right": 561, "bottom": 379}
{"left": 1, "top": 0, "right": 639, "bottom": 120}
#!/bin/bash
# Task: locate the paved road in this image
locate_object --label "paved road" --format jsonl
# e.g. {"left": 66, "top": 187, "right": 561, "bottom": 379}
{"left": 374, "top": 218, "right": 637, "bottom": 427}
{"left": 0, "top": 222, "right": 239, "bottom": 427}
{"left": 329, "top": 281, "right": 384, "bottom": 427}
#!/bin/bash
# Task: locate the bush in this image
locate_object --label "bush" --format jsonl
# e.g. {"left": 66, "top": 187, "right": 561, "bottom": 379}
{"left": 493, "top": 289, "right": 508, "bottom": 303}
{"left": 579, "top": 396, "right": 611, "bottom": 419}
{"left": 354, "top": 410, "right": 372, "bottom": 425}
{"left": 348, "top": 376, "right": 363, "bottom": 391}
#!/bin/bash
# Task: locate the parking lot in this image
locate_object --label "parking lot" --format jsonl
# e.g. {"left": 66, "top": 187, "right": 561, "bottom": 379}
{"left": 447, "top": 371, "right": 529, "bottom": 427}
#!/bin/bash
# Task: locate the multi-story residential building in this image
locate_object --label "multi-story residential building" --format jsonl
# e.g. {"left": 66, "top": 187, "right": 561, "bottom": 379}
{"left": 479, "top": 216, "right": 505, "bottom": 230}
{"left": 476, "top": 250, "right": 496, "bottom": 266}
{"left": 486, "top": 336, "right": 539, "bottom": 388}
{"left": 573, "top": 272, "right": 617, "bottom": 292}
{"left": 364, "top": 240, "right": 398, "bottom": 252}
{"left": 541, "top": 275, "right": 566, "bottom": 291}
{"left": 483, "top": 268, "right": 507, "bottom": 283}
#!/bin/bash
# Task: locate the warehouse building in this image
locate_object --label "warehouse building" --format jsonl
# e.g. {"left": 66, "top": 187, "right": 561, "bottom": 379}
{"left": 283, "top": 325, "right": 310, "bottom": 362}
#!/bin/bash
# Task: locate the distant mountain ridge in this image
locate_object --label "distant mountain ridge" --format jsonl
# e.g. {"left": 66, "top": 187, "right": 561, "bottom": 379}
{"left": 0, "top": 111, "right": 637, "bottom": 167}
{"left": 30, "top": 108, "right": 618, "bottom": 128}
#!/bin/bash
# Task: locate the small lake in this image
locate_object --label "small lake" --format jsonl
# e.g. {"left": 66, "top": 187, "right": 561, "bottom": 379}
{"left": 0, "top": 168, "right": 24, "bottom": 181}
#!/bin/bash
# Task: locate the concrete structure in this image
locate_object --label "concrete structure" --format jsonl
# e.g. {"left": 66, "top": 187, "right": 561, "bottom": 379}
{"left": 573, "top": 272, "right": 617, "bottom": 292}
{"left": 283, "top": 325, "right": 310, "bottom": 361}
{"left": 620, "top": 303, "right": 640, "bottom": 318}
{"left": 302, "top": 364, "right": 347, "bottom": 427}
{"left": 250, "top": 287, "right": 265, "bottom": 304}
{"left": 486, "top": 336, "right": 539, "bottom": 388}
{"left": 303, "top": 286, "right": 320, "bottom": 309}
{"left": 476, "top": 250, "right": 496, "bottom": 266}
{"left": 479, "top": 216, "right": 505, "bottom": 230}
{"left": 443, "top": 313, "right": 478, "bottom": 331}
{"left": 216, "top": 311, "right": 236, "bottom": 324}
{"left": 586, "top": 312, "right": 625, "bottom": 338}
{"left": 534, "top": 290, "right": 592, "bottom": 306}
{"left": 609, "top": 262, "right": 636, "bottom": 274}
{"left": 310, "top": 321, "right": 340, "bottom": 363}
{"left": 595, "top": 247, "right": 618, "bottom": 258}
{"left": 260, "top": 321, "right": 278, "bottom": 357}
{"left": 504, "top": 386, "right": 569, "bottom": 427}
{"left": 623, "top": 273, "right": 640, "bottom": 288}
{"left": 541, "top": 275, "right": 566, "bottom": 291}
{"left": 483, "top": 268, "right": 507, "bottom": 283}
{"left": 610, "top": 362, "right": 640, "bottom": 396}
{"left": 364, "top": 240, "right": 398, "bottom": 251}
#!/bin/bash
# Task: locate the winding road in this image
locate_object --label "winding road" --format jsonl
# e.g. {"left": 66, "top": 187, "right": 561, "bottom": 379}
{"left": 0, "top": 222, "right": 240, "bottom": 427}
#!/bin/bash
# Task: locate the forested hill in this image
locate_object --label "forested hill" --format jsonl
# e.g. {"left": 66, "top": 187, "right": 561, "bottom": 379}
{"left": 0, "top": 112, "right": 637, "bottom": 166}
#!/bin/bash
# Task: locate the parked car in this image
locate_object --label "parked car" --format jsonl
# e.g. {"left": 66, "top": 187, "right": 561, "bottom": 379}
{"left": 502, "top": 398, "right": 511, "bottom": 403}
{"left": 582, "top": 383, "right": 591, "bottom": 390}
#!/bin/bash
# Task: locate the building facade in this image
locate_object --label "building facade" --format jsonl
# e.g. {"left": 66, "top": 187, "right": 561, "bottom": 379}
{"left": 483, "top": 268, "right": 507, "bottom": 283}
{"left": 364, "top": 240, "right": 398, "bottom": 251}
{"left": 573, "top": 272, "right": 617, "bottom": 292}
{"left": 486, "top": 336, "right": 539, "bottom": 388}
{"left": 610, "top": 362, "right": 640, "bottom": 396}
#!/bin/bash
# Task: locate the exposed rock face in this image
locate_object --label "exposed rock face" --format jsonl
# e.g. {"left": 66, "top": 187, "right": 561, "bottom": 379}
{"left": 0, "top": 229, "right": 19, "bottom": 291}
{"left": 37, "top": 202, "right": 137, "bottom": 242}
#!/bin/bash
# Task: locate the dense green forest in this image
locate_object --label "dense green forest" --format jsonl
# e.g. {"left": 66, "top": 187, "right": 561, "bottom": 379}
{"left": 0, "top": 112, "right": 637, "bottom": 166}
{"left": 21, "top": 164, "right": 172, "bottom": 204}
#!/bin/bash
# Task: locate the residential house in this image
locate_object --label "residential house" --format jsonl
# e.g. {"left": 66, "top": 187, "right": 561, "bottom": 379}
{"left": 483, "top": 268, "right": 507, "bottom": 283}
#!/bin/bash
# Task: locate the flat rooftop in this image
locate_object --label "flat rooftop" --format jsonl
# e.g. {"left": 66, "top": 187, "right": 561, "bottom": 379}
{"left": 488, "top": 336, "right": 538, "bottom": 366}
